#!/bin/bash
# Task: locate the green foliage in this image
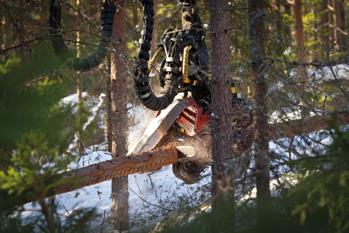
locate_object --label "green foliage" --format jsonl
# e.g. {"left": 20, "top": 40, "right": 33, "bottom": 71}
{"left": 0, "top": 42, "right": 75, "bottom": 204}
{"left": 0, "top": 42, "right": 99, "bottom": 232}
{"left": 289, "top": 129, "right": 349, "bottom": 233}
{"left": 0, "top": 43, "right": 75, "bottom": 151}
{"left": 0, "top": 132, "right": 74, "bottom": 197}
{"left": 0, "top": 199, "right": 98, "bottom": 233}
{"left": 0, "top": 210, "right": 35, "bottom": 233}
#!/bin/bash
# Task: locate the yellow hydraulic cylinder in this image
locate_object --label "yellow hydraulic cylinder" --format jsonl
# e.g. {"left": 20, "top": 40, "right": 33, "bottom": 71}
{"left": 182, "top": 45, "right": 192, "bottom": 84}
{"left": 148, "top": 47, "right": 163, "bottom": 70}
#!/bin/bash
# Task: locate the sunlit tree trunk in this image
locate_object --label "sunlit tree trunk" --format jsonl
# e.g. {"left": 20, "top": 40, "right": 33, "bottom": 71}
{"left": 319, "top": 0, "right": 330, "bottom": 58}
{"left": 18, "top": 0, "right": 26, "bottom": 58}
{"left": 347, "top": 2, "right": 349, "bottom": 57}
{"left": 283, "top": 0, "right": 292, "bottom": 41}
{"left": 75, "top": 0, "right": 81, "bottom": 99}
{"left": 209, "top": 0, "right": 235, "bottom": 232}
{"left": 248, "top": 0, "right": 271, "bottom": 202}
{"left": 247, "top": 0, "right": 271, "bottom": 228}
{"left": 151, "top": 0, "right": 159, "bottom": 56}
{"left": 1, "top": 16, "right": 5, "bottom": 50}
{"left": 334, "top": 0, "right": 346, "bottom": 52}
{"left": 76, "top": 0, "right": 84, "bottom": 155}
{"left": 328, "top": 0, "right": 336, "bottom": 46}
{"left": 293, "top": 0, "right": 308, "bottom": 116}
{"left": 110, "top": 0, "right": 129, "bottom": 231}
{"left": 1, "top": 15, "right": 5, "bottom": 62}
{"left": 293, "top": 0, "right": 306, "bottom": 64}
{"left": 132, "top": 3, "right": 138, "bottom": 26}
{"left": 275, "top": 0, "right": 283, "bottom": 56}
{"left": 105, "top": 57, "right": 112, "bottom": 152}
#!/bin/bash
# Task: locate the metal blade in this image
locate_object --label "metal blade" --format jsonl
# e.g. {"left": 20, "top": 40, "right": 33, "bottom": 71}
{"left": 128, "top": 95, "right": 188, "bottom": 154}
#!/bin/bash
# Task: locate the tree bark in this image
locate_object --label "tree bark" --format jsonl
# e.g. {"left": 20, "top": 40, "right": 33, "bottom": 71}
{"left": 2, "top": 148, "right": 180, "bottom": 209}
{"left": 1, "top": 16, "right": 5, "bottom": 50}
{"left": 18, "top": 0, "right": 26, "bottom": 58}
{"left": 247, "top": 0, "right": 271, "bottom": 221}
{"left": 1, "top": 15, "right": 5, "bottom": 62}
{"left": 334, "top": 0, "right": 346, "bottom": 52}
{"left": 132, "top": 3, "right": 139, "bottom": 26}
{"left": 318, "top": 0, "right": 330, "bottom": 58}
{"left": 151, "top": 0, "right": 159, "bottom": 56}
{"left": 76, "top": 0, "right": 84, "bottom": 155}
{"left": 293, "top": 0, "right": 309, "bottom": 116}
{"left": 110, "top": 0, "right": 129, "bottom": 231}
{"left": 39, "top": 199, "right": 56, "bottom": 233}
{"left": 283, "top": 0, "right": 292, "bottom": 41}
{"left": 293, "top": 0, "right": 306, "bottom": 65}
{"left": 209, "top": 0, "right": 235, "bottom": 231}
{"left": 105, "top": 57, "right": 113, "bottom": 153}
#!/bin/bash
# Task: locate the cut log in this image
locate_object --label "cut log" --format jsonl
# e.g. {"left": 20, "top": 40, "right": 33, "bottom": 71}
{"left": 268, "top": 112, "right": 349, "bottom": 140}
{"left": 0, "top": 147, "right": 181, "bottom": 209}
{"left": 55, "top": 112, "right": 349, "bottom": 195}
{"left": 4, "top": 112, "right": 348, "bottom": 208}
{"left": 56, "top": 147, "right": 179, "bottom": 195}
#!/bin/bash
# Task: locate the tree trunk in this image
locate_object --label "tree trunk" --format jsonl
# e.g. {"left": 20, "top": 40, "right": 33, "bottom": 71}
{"left": 328, "top": 0, "right": 336, "bottom": 46}
{"left": 39, "top": 199, "right": 56, "bottom": 233}
{"left": 275, "top": 0, "right": 283, "bottom": 56}
{"left": 319, "top": 0, "right": 330, "bottom": 58}
{"left": 293, "top": 0, "right": 306, "bottom": 64}
{"left": 334, "top": 0, "right": 346, "bottom": 52}
{"left": 283, "top": 0, "right": 292, "bottom": 41}
{"left": 1, "top": 15, "right": 5, "bottom": 62}
{"left": 209, "top": 0, "right": 235, "bottom": 231}
{"left": 18, "top": 0, "right": 26, "bottom": 58}
{"left": 151, "top": 0, "right": 159, "bottom": 56}
{"left": 293, "top": 0, "right": 309, "bottom": 116}
{"left": 105, "top": 57, "right": 112, "bottom": 153}
{"left": 347, "top": 1, "right": 349, "bottom": 58}
{"left": 110, "top": 0, "right": 129, "bottom": 231}
{"left": 132, "top": 3, "right": 139, "bottom": 26}
{"left": 76, "top": 0, "right": 82, "bottom": 101}
{"left": 76, "top": 0, "right": 83, "bottom": 155}
{"left": 247, "top": 0, "right": 271, "bottom": 229}
{"left": 1, "top": 16, "right": 5, "bottom": 50}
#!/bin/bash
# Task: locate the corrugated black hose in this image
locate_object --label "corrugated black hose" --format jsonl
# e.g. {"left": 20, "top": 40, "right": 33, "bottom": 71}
{"left": 49, "top": 0, "right": 116, "bottom": 72}
{"left": 133, "top": 0, "right": 177, "bottom": 111}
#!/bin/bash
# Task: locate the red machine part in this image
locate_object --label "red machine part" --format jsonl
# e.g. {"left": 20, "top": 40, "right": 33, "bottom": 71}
{"left": 176, "top": 98, "right": 210, "bottom": 136}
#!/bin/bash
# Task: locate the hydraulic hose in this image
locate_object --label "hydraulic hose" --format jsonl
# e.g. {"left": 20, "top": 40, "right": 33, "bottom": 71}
{"left": 133, "top": 0, "right": 177, "bottom": 111}
{"left": 49, "top": 0, "right": 116, "bottom": 72}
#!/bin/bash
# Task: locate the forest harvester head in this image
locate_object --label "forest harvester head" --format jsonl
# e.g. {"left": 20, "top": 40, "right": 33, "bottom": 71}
{"left": 132, "top": 0, "right": 254, "bottom": 183}
{"left": 133, "top": 0, "right": 253, "bottom": 138}
{"left": 133, "top": 0, "right": 212, "bottom": 138}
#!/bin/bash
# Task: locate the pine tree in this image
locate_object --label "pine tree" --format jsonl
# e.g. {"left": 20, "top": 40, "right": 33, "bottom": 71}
{"left": 209, "top": 0, "right": 235, "bottom": 231}
{"left": 110, "top": 0, "right": 129, "bottom": 231}
{"left": 247, "top": 0, "right": 271, "bottom": 230}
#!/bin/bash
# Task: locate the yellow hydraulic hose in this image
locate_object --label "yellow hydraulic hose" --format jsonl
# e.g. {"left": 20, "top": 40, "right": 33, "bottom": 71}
{"left": 182, "top": 45, "right": 192, "bottom": 84}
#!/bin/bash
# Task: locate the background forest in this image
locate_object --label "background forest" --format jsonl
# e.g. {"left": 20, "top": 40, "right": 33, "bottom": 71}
{"left": 0, "top": 0, "right": 349, "bottom": 233}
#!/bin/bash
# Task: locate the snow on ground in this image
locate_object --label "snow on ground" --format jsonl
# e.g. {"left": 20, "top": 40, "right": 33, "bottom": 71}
{"left": 60, "top": 92, "right": 88, "bottom": 106}
{"left": 55, "top": 155, "right": 211, "bottom": 228}
{"left": 22, "top": 83, "right": 346, "bottom": 230}
{"left": 68, "top": 93, "right": 106, "bottom": 153}
{"left": 308, "top": 64, "right": 349, "bottom": 83}
{"left": 22, "top": 102, "right": 211, "bottom": 230}
{"left": 268, "top": 106, "right": 324, "bottom": 124}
